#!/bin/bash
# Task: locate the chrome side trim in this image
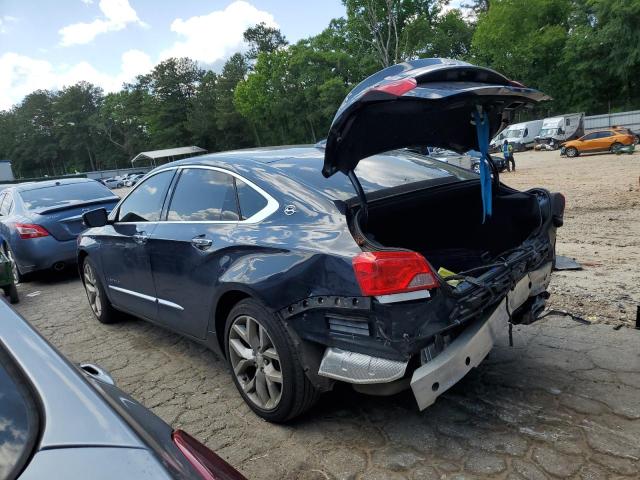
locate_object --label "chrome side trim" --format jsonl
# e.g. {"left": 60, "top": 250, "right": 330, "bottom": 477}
{"left": 318, "top": 347, "right": 408, "bottom": 384}
{"left": 157, "top": 298, "right": 184, "bottom": 311}
{"left": 376, "top": 290, "right": 430, "bottom": 304}
{"left": 110, "top": 165, "right": 279, "bottom": 225}
{"left": 108, "top": 285, "right": 156, "bottom": 302}
{"left": 107, "top": 286, "right": 185, "bottom": 311}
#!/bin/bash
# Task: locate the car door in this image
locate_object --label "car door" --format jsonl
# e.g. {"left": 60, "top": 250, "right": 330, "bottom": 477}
{"left": 577, "top": 132, "right": 599, "bottom": 152}
{"left": 100, "top": 169, "right": 175, "bottom": 320}
{"left": 595, "top": 131, "right": 614, "bottom": 151}
{"left": 147, "top": 167, "right": 243, "bottom": 338}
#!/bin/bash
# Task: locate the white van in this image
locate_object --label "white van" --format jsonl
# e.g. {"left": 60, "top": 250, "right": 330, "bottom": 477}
{"left": 534, "top": 113, "right": 584, "bottom": 149}
{"left": 490, "top": 120, "right": 543, "bottom": 152}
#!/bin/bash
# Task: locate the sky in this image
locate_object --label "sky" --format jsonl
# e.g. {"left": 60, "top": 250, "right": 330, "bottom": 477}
{"left": 0, "top": 0, "right": 347, "bottom": 110}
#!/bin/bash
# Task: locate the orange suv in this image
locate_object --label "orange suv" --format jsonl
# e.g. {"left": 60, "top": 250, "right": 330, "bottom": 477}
{"left": 562, "top": 129, "right": 635, "bottom": 157}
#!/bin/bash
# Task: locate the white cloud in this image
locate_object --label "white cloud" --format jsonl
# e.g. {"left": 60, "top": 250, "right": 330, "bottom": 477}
{"left": 59, "top": 0, "right": 147, "bottom": 46}
{"left": 161, "top": 1, "right": 277, "bottom": 64}
{"left": 81, "top": 0, "right": 94, "bottom": 4}
{"left": 0, "top": 49, "right": 153, "bottom": 110}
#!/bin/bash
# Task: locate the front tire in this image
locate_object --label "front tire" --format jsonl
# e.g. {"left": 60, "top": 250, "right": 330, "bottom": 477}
{"left": 610, "top": 142, "right": 623, "bottom": 154}
{"left": 224, "top": 298, "right": 319, "bottom": 422}
{"left": 565, "top": 147, "right": 579, "bottom": 158}
{"left": 82, "top": 257, "right": 119, "bottom": 324}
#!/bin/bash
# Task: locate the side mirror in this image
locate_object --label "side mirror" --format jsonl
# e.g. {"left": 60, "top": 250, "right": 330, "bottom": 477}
{"left": 83, "top": 207, "right": 109, "bottom": 228}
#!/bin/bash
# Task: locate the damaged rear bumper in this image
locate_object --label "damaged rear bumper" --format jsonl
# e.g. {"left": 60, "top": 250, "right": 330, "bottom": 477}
{"left": 316, "top": 261, "right": 552, "bottom": 409}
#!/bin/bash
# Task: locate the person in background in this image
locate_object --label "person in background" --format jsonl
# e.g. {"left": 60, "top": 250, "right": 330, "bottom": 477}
{"left": 503, "top": 139, "right": 515, "bottom": 172}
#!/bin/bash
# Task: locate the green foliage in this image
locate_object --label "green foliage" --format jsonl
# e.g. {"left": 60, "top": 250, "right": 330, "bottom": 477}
{"left": 1, "top": 0, "right": 640, "bottom": 178}
{"left": 244, "top": 22, "right": 288, "bottom": 59}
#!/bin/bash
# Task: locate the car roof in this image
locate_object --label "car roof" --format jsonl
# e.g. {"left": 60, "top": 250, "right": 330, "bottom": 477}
{"left": 152, "top": 145, "right": 324, "bottom": 173}
{"left": 11, "top": 177, "right": 96, "bottom": 192}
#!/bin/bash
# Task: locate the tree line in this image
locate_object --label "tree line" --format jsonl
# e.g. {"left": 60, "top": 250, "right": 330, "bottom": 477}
{"left": 1, "top": 0, "right": 639, "bottom": 178}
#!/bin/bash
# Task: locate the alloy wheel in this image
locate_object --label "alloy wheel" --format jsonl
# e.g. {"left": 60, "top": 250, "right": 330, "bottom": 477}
{"left": 83, "top": 262, "right": 102, "bottom": 317}
{"left": 228, "top": 314, "right": 283, "bottom": 410}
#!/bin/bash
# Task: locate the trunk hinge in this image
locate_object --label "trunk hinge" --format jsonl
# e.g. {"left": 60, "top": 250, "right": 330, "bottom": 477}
{"left": 348, "top": 170, "right": 368, "bottom": 227}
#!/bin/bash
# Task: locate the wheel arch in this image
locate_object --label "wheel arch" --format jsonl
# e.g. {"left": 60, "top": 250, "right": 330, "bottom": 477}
{"left": 212, "top": 287, "right": 256, "bottom": 355}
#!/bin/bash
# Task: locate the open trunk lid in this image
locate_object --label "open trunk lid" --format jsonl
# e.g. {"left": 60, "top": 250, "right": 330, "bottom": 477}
{"left": 323, "top": 58, "right": 550, "bottom": 177}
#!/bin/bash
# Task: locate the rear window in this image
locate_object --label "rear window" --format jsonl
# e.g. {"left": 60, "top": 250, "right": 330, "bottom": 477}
{"left": 19, "top": 182, "right": 115, "bottom": 211}
{"left": 274, "top": 150, "right": 475, "bottom": 201}
{"left": 0, "top": 346, "right": 40, "bottom": 479}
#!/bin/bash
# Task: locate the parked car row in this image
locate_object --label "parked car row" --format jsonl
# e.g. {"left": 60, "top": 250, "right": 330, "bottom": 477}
{"left": 98, "top": 172, "right": 146, "bottom": 189}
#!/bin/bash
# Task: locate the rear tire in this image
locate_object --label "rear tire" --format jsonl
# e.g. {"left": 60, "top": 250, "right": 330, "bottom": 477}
{"left": 7, "top": 284, "right": 19, "bottom": 304}
{"left": 565, "top": 147, "right": 579, "bottom": 158}
{"left": 82, "top": 257, "right": 119, "bottom": 324}
{"left": 224, "top": 298, "right": 319, "bottom": 422}
{"left": 3, "top": 244, "right": 23, "bottom": 284}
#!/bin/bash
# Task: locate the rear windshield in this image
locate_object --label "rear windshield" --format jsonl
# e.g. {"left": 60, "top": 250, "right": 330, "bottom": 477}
{"left": 0, "top": 346, "right": 40, "bottom": 479}
{"left": 275, "top": 150, "right": 476, "bottom": 201}
{"left": 19, "top": 182, "right": 115, "bottom": 211}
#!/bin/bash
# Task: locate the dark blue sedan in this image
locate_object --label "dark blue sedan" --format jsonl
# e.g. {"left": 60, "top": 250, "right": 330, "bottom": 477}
{"left": 0, "top": 178, "right": 119, "bottom": 282}
{"left": 78, "top": 59, "right": 564, "bottom": 422}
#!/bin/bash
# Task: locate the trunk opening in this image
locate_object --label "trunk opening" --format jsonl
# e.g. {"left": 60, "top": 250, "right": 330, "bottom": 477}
{"left": 351, "top": 180, "right": 542, "bottom": 275}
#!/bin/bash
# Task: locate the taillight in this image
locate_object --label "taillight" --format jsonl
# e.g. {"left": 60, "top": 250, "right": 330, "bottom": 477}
{"left": 172, "top": 430, "right": 246, "bottom": 480}
{"left": 352, "top": 251, "right": 439, "bottom": 296}
{"left": 372, "top": 77, "right": 417, "bottom": 96}
{"left": 15, "top": 223, "right": 49, "bottom": 239}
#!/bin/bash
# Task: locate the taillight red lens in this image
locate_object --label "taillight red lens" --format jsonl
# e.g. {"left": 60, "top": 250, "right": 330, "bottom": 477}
{"left": 172, "top": 430, "right": 246, "bottom": 480}
{"left": 15, "top": 223, "right": 49, "bottom": 239}
{"left": 372, "top": 77, "right": 417, "bottom": 96}
{"left": 352, "top": 251, "right": 439, "bottom": 296}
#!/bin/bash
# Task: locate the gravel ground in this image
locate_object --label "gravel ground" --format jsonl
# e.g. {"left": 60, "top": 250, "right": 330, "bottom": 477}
{"left": 501, "top": 149, "right": 640, "bottom": 326}
{"left": 11, "top": 149, "right": 640, "bottom": 479}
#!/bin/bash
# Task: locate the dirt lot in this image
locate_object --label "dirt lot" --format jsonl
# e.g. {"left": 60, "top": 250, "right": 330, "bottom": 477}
{"left": 502, "top": 149, "right": 640, "bottom": 326}
{"left": 11, "top": 149, "right": 640, "bottom": 479}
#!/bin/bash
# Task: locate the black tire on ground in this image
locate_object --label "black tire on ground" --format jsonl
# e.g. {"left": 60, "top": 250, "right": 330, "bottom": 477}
{"left": 224, "top": 298, "right": 320, "bottom": 422}
{"left": 565, "top": 147, "right": 579, "bottom": 158}
{"left": 3, "top": 243, "right": 24, "bottom": 284}
{"left": 82, "top": 257, "right": 119, "bottom": 324}
{"left": 610, "top": 142, "right": 623, "bottom": 153}
{"left": 634, "top": 135, "right": 640, "bottom": 145}
{"left": 7, "top": 284, "right": 19, "bottom": 304}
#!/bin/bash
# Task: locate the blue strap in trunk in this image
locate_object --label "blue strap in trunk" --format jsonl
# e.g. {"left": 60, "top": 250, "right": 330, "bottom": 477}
{"left": 473, "top": 109, "right": 492, "bottom": 222}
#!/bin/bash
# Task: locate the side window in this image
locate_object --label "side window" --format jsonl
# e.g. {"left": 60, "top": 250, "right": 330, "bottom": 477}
{"left": 566, "top": 118, "right": 570, "bottom": 126}
{"left": 0, "top": 193, "right": 6, "bottom": 215}
{"left": 168, "top": 169, "right": 239, "bottom": 222}
{"left": 599, "top": 131, "right": 613, "bottom": 138}
{"left": 117, "top": 170, "right": 173, "bottom": 222}
{"left": 236, "top": 179, "right": 268, "bottom": 220}
{"left": 524, "top": 128, "right": 528, "bottom": 137}
{"left": 582, "top": 133, "right": 597, "bottom": 141}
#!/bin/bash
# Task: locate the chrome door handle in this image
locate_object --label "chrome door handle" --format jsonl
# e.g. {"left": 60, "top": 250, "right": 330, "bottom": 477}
{"left": 132, "top": 232, "right": 148, "bottom": 245}
{"left": 191, "top": 237, "right": 213, "bottom": 250}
